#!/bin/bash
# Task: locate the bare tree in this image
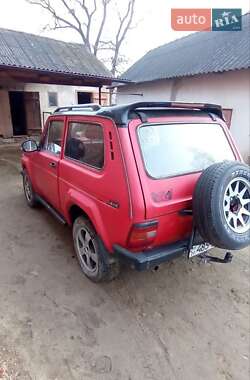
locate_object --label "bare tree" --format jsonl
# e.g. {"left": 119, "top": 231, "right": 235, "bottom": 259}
{"left": 26, "top": 0, "right": 136, "bottom": 74}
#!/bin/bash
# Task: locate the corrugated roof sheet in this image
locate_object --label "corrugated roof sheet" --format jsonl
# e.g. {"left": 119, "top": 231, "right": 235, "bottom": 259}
{"left": 0, "top": 28, "right": 113, "bottom": 79}
{"left": 121, "top": 13, "right": 250, "bottom": 83}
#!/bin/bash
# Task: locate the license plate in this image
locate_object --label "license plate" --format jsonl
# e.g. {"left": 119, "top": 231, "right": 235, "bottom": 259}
{"left": 189, "top": 243, "right": 212, "bottom": 258}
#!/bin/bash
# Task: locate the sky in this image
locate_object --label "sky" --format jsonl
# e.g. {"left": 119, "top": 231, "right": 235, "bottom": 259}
{"left": 0, "top": 0, "right": 249, "bottom": 71}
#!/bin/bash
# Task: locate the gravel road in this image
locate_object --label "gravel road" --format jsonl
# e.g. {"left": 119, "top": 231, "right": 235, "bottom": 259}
{"left": 0, "top": 146, "right": 249, "bottom": 380}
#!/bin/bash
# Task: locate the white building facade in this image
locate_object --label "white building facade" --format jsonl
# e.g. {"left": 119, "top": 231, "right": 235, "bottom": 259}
{"left": 0, "top": 28, "right": 115, "bottom": 139}
{"left": 0, "top": 83, "right": 109, "bottom": 138}
{"left": 117, "top": 69, "right": 250, "bottom": 163}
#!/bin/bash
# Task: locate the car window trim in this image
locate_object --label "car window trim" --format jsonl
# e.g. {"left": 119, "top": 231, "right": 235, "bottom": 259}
{"left": 41, "top": 118, "right": 65, "bottom": 157}
{"left": 136, "top": 121, "right": 237, "bottom": 180}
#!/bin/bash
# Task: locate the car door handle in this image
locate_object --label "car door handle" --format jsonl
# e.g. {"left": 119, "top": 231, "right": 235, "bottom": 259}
{"left": 49, "top": 162, "right": 57, "bottom": 168}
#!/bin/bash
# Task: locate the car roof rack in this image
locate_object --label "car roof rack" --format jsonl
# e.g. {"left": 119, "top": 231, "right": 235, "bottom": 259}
{"left": 54, "top": 103, "right": 101, "bottom": 113}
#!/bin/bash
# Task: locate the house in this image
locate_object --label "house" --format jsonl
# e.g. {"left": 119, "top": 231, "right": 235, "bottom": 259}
{"left": 117, "top": 13, "right": 250, "bottom": 163}
{"left": 0, "top": 28, "right": 123, "bottom": 138}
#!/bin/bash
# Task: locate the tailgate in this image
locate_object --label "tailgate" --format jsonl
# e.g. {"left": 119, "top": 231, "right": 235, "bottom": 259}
{"left": 128, "top": 118, "right": 236, "bottom": 244}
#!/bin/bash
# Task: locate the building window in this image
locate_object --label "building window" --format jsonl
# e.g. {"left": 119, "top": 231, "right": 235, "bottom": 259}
{"left": 65, "top": 122, "right": 104, "bottom": 169}
{"left": 223, "top": 109, "right": 233, "bottom": 129}
{"left": 48, "top": 92, "right": 58, "bottom": 107}
{"left": 77, "top": 91, "right": 92, "bottom": 104}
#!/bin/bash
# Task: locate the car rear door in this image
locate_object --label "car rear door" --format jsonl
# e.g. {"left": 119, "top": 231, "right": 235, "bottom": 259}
{"left": 32, "top": 116, "right": 65, "bottom": 211}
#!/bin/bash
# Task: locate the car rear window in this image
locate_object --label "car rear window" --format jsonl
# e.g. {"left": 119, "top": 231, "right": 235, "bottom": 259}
{"left": 138, "top": 123, "right": 235, "bottom": 178}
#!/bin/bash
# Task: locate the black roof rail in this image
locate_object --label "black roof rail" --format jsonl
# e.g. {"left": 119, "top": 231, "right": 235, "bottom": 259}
{"left": 97, "top": 101, "right": 224, "bottom": 125}
{"left": 54, "top": 103, "right": 101, "bottom": 113}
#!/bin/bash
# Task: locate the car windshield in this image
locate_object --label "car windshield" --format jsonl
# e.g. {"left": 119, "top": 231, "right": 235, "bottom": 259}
{"left": 138, "top": 123, "right": 235, "bottom": 178}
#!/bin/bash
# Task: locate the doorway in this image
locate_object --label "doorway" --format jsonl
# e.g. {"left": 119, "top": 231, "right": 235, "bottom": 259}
{"left": 77, "top": 92, "right": 92, "bottom": 104}
{"left": 24, "top": 92, "right": 42, "bottom": 135}
{"left": 9, "top": 91, "right": 27, "bottom": 136}
{"left": 9, "top": 91, "right": 42, "bottom": 136}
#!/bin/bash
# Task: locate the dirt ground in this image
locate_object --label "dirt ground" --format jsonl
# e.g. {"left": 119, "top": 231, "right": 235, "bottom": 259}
{"left": 0, "top": 145, "right": 249, "bottom": 380}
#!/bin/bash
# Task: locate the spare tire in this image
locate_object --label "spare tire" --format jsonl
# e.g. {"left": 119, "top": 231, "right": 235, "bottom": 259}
{"left": 193, "top": 161, "right": 250, "bottom": 250}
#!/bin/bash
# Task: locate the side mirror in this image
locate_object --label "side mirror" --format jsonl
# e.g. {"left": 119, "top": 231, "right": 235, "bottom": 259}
{"left": 21, "top": 139, "right": 38, "bottom": 153}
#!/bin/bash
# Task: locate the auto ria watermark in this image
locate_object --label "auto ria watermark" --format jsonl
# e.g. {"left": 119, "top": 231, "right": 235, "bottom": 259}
{"left": 171, "top": 8, "right": 242, "bottom": 31}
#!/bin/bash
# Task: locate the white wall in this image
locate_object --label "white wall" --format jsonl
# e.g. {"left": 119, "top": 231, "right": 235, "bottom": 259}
{"left": 116, "top": 79, "right": 175, "bottom": 104}
{"left": 24, "top": 83, "right": 109, "bottom": 126}
{"left": 0, "top": 83, "right": 109, "bottom": 137}
{"left": 117, "top": 69, "right": 250, "bottom": 162}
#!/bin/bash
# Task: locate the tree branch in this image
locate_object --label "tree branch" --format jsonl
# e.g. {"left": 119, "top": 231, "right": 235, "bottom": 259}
{"left": 26, "top": 0, "right": 89, "bottom": 47}
{"left": 111, "top": 0, "right": 135, "bottom": 74}
{"left": 58, "top": 0, "right": 89, "bottom": 48}
{"left": 26, "top": 0, "right": 137, "bottom": 75}
{"left": 73, "top": 0, "right": 99, "bottom": 50}
{"left": 93, "top": 0, "right": 111, "bottom": 55}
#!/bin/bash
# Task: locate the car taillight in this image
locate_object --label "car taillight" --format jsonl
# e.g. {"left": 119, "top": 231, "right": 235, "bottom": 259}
{"left": 127, "top": 220, "right": 158, "bottom": 250}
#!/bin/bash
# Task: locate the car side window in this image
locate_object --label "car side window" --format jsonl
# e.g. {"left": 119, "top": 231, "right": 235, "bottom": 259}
{"left": 65, "top": 122, "right": 104, "bottom": 169}
{"left": 43, "top": 120, "right": 64, "bottom": 155}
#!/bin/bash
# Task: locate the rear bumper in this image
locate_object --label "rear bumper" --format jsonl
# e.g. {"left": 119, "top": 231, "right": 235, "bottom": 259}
{"left": 113, "top": 240, "right": 188, "bottom": 271}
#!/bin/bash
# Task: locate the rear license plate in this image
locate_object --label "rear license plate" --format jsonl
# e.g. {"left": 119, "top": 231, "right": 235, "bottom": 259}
{"left": 189, "top": 243, "right": 212, "bottom": 258}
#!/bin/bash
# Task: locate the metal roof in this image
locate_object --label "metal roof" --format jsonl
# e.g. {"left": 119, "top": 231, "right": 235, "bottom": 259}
{"left": 0, "top": 27, "right": 114, "bottom": 81}
{"left": 121, "top": 13, "right": 250, "bottom": 83}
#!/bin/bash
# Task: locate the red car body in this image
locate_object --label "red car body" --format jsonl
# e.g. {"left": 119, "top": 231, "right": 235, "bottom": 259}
{"left": 21, "top": 102, "right": 241, "bottom": 270}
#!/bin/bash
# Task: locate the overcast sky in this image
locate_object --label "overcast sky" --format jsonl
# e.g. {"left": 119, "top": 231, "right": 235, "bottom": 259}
{"left": 0, "top": 0, "right": 249, "bottom": 71}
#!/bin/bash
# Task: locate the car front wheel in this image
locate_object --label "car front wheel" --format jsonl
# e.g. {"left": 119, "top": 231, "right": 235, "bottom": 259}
{"left": 23, "top": 169, "right": 38, "bottom": 208}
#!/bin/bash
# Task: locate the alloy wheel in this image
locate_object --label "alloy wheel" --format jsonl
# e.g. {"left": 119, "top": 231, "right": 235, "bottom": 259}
{"left": 24, "top": 174, "right": 32, "bottom": 202}
{"left": 76, "top": 227, "right": 99, "bottom": 274}
{"left": 224, "top": 177, "right": 250, "bottom": 234}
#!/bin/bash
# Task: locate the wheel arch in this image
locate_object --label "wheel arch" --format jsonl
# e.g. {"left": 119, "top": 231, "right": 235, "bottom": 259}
{"left": 69, "top": 204, "right": 92, "bottom": 225}
{"left": 66, "top": 200, "right": 112, "bottom": 251}
{"left": 21, "top": 156, "right": 31, "bottom": 174}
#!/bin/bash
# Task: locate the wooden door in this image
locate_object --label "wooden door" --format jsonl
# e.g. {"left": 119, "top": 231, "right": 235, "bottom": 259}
{"left": 24, "top": 92, "right": 42, "bottom": 135}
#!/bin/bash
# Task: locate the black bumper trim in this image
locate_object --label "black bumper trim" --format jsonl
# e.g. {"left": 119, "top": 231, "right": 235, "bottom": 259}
{"left": 113, "top": 240, "right": 188, "bottom": 271}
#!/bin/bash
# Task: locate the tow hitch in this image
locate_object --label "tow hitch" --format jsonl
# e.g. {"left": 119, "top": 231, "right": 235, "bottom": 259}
{"left": 188, "top": 226, "right": 233, "bottom": 264}
{"left": 198, "top": 251, "right": 233, "bottom": 264}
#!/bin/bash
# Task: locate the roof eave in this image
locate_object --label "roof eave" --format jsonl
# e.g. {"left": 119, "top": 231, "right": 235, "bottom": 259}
{"left": 116, "top": 66, "right": 250, "bottom": 86}
{"left": 0, "top": 64, "right": 132, "bottom": 86}
{"left": 0, "top": 64, "right": 113, "bottom": 86}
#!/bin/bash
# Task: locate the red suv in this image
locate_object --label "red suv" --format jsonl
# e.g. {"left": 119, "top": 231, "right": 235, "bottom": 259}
{"left": 21, "top": 102, "right": 250, "bottom": 282}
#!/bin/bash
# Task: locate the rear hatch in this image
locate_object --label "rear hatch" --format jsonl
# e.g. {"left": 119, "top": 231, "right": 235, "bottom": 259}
{"left": 128, "top": 113, "right": 237, "bottom": 246}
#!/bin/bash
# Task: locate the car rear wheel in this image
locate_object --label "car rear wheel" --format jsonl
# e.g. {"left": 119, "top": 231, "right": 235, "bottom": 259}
{"left": 23, "top": 169, "right": 38, "bottom": 208}
{"left": 73, "top": 216, "right": 120, "bottom": 282}
{"left": 193, "top": 161, "right": 250, "bottom": 250}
